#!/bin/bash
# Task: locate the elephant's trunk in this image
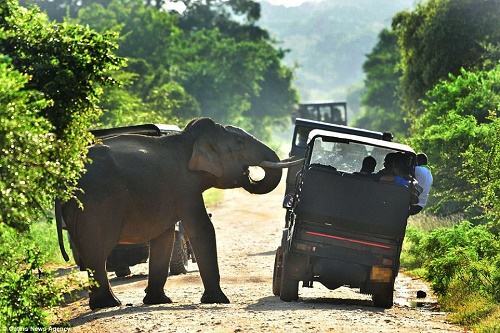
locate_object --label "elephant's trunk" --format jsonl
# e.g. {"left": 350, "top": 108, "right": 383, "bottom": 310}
{"left": 244, "top": 146, "right": 282, "bottom": 195}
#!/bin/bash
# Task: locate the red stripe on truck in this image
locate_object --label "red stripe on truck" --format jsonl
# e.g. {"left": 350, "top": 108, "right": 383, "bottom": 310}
{"left": 305, "top": 231, "right": 392, "bottom": 249}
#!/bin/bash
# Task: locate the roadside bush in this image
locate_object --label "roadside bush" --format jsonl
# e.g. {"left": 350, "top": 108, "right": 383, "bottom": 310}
{"left": 407, "top": 222, "right": 499, "bottom": 298}
{"left": 403, "top": 222, "right": 500, "bottom": 331}
{"left": 0, "top": 224, "right": 61, "bottom": 328}
{"left": 0, "top": 1, "right": 121, "bottom": 328}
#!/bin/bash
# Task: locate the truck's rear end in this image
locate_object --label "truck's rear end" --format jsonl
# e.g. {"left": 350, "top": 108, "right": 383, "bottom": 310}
{"left": 278, "top": 131, "right": 415, "bottom": 307}
{"left": 291, "top": 166, "right": 410, "bottom": 304}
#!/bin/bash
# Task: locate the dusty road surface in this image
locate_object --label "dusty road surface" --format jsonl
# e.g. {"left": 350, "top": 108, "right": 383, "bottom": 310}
{"left": 56, "top": 181, "right": 463, "bottom": 332}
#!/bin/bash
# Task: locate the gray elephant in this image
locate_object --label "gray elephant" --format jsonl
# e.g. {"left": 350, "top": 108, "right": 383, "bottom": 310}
{"left": 56, "top": 118, "right": 301, "bottom": 310}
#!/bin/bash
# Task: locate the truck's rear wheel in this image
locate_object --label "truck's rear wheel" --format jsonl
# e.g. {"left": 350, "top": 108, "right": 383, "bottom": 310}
{"left": 169, "top": 230, "right": 188, "bottom": 275}
{"left": 279, "top": 252, "right": 299, "bottom": 301}
{"left": 372, "top": 283, "right": 394, "bottom": 308}
{"left": 272, "top": 246, "right": 283, "bottom": 296}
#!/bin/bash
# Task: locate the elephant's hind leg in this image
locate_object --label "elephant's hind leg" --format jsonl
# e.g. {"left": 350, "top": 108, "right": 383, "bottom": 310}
{"left": 143, "top": 228, "right": 175, "bottom": 305}
{"left": 75, "top": 221, "right": 121, "bottom": 309}
{"left": 86, "top": 254, "right": 121, "bottom": 310}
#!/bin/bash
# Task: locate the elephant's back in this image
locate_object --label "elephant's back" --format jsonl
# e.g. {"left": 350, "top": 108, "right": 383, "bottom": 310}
{"left": 79, "top": 143, "right": 127, "bottom": 199}
{"left": 85, "top": 135, "right": 183, "bottom": 197}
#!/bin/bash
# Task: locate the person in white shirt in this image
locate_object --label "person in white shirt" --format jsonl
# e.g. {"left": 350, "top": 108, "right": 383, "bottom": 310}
{"left": 410, "top": 153, "right": 433, "bottom": 215}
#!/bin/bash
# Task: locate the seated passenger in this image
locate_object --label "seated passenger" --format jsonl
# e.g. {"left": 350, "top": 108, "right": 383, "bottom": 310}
{"left": 378, "top": 152, "right": 411, "bottom": 188}
{"left": 377, "top": 152, "right": 398, "bottom": 178}
{"left": 355, "top": 156, "right": 376, "bottom": 175}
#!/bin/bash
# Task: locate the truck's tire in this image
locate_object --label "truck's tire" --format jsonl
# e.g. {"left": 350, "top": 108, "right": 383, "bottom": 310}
{"left": 279, "top": 252, "right": 299, "bottom": 302}
{"left": 272, "top": 246, "right": 283, "bottom": 296}
{"left": 169, "top": 230, "right": 188, "bottom": 275}
{"left": 372, "top": 283, "right": 394, "bottom": 309}
{"left": 114, "top": 266, "right": 131, "bottom": 278}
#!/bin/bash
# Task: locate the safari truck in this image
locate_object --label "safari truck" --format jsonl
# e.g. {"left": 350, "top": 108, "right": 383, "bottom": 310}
{"left": 67, "top": 124, "right": 194, "bottom": 277}
{"left": 292, "top": 101, "right": 348, "bottom": 126}
{"left": 273, "top": 129, "right": 416, "bottom": 308}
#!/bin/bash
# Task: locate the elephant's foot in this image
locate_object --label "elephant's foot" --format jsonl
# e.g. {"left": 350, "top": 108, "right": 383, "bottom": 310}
{"left": 143, "top": 292, "right": 172, "bottom": 305}
{"left": 201, "top": 289, "right": 230, "bottom": 304}
{"left": 89, "top": 292, "right": 121, "bottom": 310}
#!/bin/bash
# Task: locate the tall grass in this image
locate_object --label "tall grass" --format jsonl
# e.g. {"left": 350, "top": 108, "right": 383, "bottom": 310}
{"left": 29, "top": 220, "right": 74, "bottom": 267}
{"left": 407, "top": 212, "right": 460, "bottom": 231}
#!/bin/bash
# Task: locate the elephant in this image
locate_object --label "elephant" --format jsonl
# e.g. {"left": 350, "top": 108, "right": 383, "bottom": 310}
{"left": 56, "top": 118, "right": 303, "bottom": 310}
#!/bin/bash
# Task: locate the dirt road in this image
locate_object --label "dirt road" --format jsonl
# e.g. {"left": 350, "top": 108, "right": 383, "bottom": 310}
{"left": 58, "top": 181, "right": 463, "bottom": 332}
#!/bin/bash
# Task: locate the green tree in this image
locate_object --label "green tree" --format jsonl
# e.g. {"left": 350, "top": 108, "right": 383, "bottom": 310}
{"left": 76, "top": 0, "right": 295, "bottom": 132}
{"left": 412, "top": 65, "right": 499, "bottom": 217}
{"left": 75, "top": 0, "right": 200, "bottom": 124}
{"left": 393, "top": 0, "right": 500, "bottom": 117}
{"left": 355, "top": 28, "right": 407, "bottom": 137}
{"left": 0, "top": 0, "right": 122, "bottom": 230}
{"left": 175, "top": 0, "right": 267, "bottom": 41}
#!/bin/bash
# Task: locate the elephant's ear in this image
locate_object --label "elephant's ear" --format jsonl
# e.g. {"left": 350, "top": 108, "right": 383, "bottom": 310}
{"left": 188, "top": 140, "right": 224, "bottom": 178}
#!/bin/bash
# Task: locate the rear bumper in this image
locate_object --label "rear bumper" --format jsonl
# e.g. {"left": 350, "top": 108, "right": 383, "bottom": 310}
{"left": 285, "top": 225, "right": 401, "bottom": 289}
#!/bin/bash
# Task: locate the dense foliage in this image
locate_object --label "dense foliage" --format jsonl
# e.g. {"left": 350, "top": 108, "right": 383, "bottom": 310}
{"left": 412, "top": 66, "right": 499, "bottom": 218}
{"left": 392, "top": 0, "right": 500, "bottom": 116}
{"left": 358, "top": 0, "right": 499, "bottom": 133}
{"left": 25, "top": 0, "right": 297, "bottom": 138}
{"left": 0, "top": 0, "right": 121, "bottom": 327}
{"left": 0, "top": 0, "right": 122, "bottom": 231}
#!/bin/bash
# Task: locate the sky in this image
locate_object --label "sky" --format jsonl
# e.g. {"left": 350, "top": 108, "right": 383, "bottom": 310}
{"left": 165, "top": 0, "right": 325, "bottom": 11}
{"left": 259, "top": 0, "right": 324, "bottom": 7}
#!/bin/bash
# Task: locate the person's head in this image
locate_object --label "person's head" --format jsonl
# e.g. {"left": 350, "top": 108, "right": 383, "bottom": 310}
{"left": 416, "top": 153, "right": 428, "bottom": 166}
{"left": 393, "top": 152, "right": 409, "bottom": 176}
{"left": 360, "top": 156, "right": 376, "bottom": 173}
{"left": 383, "top": 152, "right": 397, "bottom": 169}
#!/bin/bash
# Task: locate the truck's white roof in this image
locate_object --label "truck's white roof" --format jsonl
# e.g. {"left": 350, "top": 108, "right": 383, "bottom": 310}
{"left": 308, "top": 129, "right": 415, "bottom": 153}
{"left": 155, "top": 124, "right": 181, "bottom": 132}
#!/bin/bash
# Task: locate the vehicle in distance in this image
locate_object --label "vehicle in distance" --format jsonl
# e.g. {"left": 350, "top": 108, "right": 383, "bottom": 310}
{"left": 293, "top": 101, "right": 348, "bottom": 126}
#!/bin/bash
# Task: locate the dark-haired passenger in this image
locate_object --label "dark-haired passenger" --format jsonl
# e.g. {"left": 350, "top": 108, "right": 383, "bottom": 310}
{"left": 378, "top": 152, "right": 411, "bottom": 187}
{"left": 355, "top": 156, "right": 376, "bottom": 176}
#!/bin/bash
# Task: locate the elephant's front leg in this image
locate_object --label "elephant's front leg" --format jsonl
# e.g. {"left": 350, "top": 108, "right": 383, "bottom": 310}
{"left": 181, "top": 199, "right": 229, "bottom": 304}
{"left": 143, "top": 228, "right": 175, "bottom": 305}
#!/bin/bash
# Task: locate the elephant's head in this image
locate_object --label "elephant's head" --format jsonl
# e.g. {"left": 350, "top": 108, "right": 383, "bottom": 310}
{"left": 185, "top": 118, "right": 299, "bottom": 194}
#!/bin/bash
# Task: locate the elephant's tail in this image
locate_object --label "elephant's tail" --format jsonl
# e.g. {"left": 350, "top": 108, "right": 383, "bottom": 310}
{"left": 55, "top": 199, "right": 70, "bottom": 262}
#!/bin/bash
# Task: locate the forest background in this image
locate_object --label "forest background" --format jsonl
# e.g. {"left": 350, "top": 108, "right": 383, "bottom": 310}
{"left": 0, "top": 0, "right": 498, "bottom": 331}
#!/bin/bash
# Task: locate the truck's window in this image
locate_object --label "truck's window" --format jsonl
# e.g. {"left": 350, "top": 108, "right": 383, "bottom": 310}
{"left": 310, "top": 137, "right": 397, "bottom": 174}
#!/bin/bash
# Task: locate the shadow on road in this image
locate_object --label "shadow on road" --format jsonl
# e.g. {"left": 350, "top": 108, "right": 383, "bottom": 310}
{"left": 109, "top": 273, "right": 148, "bottom": 287}
{"left": 246, "top": 296, "right": 383, "bottom": 312}
{"left": 68, "top": 296, "right": 382, "bottom": 328}
{"left": 54, "top": 265, "right": 80, "bottom": 278}
{"left": 68, "top": 303, "right": 228, "bottom": 327}
{"left": 247, "top": 250, "right": 275, "bottom": 257}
